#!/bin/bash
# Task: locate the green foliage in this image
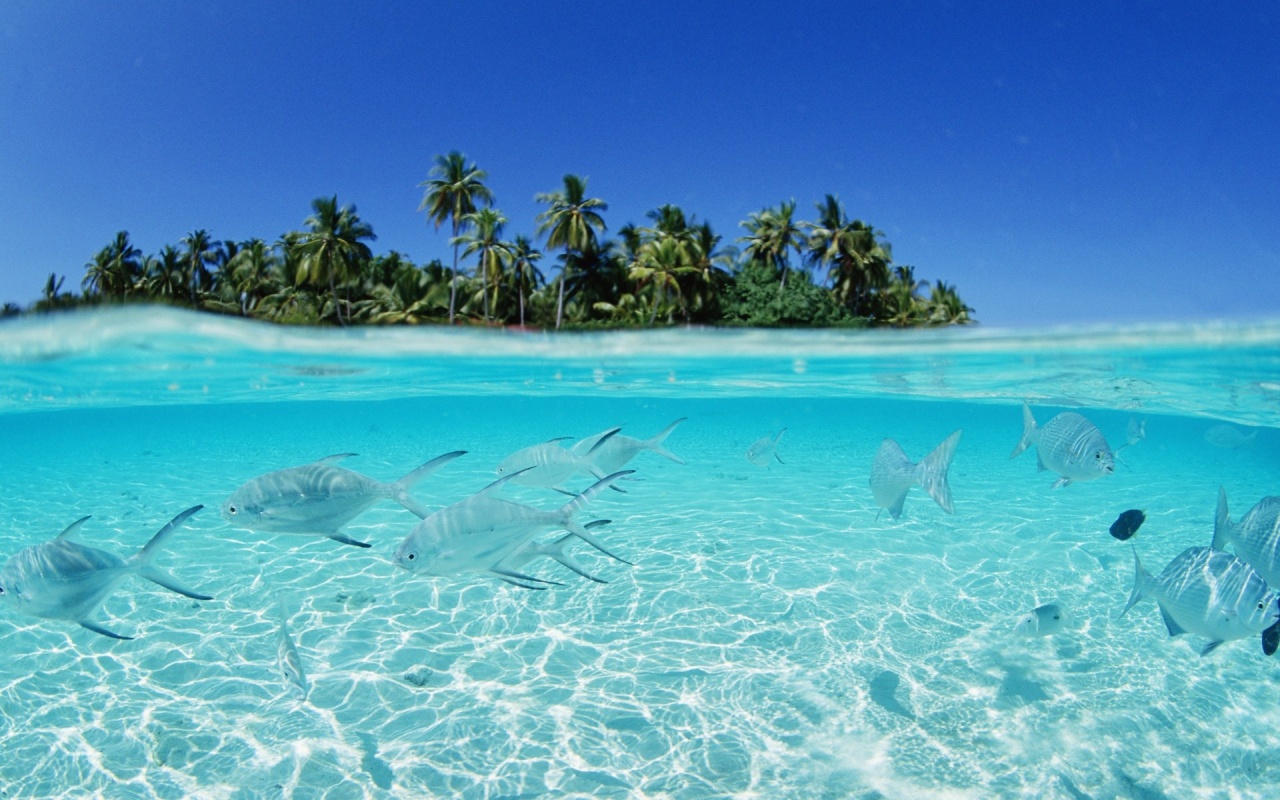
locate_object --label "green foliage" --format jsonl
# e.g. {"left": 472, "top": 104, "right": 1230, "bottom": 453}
{"left": 23, "top": 164, "right": 973, "bottom": 330}
{"left": 719, "top": 261, "right": 863, "bottom": 328}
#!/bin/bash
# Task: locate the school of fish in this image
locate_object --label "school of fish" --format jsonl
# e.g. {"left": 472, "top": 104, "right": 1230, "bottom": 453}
{"left": 0, "top": 406, "right": 1274, "bottom": 706}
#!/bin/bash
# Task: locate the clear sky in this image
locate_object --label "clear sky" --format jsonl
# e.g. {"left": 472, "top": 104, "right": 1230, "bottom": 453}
{"left": 2, "top": 1, "right": 1277, "bottom": 327}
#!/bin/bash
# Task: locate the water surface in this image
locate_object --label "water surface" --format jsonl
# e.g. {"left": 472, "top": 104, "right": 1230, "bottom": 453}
{"left": 1, "top": 308, "right": 1278, "bottom": 799}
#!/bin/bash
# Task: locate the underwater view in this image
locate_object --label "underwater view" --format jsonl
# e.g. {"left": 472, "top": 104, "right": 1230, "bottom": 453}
{"left": 2, "top": 308, "right": 1280, "bottom": 799}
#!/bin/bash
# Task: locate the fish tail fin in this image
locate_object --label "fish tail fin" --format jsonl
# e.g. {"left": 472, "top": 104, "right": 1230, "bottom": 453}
{"left": 542, "top": 532, "right": 610, "bottom": 583}
{"left": 646, "top": 417, "right": 687, "bottom": 464}
{"left": 1010, "top": 402, "right": 1038, "bottom": 459}
{"left": 559, "top": 476, "right": 636, "bottom": 567}
{"left": 1212, "top": 485, "right": 1234, "bottom": 550}
{"left": 392, "top": 450, "right": 466, "bottom": 518}
{"left": 1120, "top": 546, "right": 1153, "bottom": 617}
{"left": 139, "top": 565, "right": 213, "bottom": 601}
{"left": 134, "top": 505, "right": 212, "bottom": 601}
{"left": 914, "top": 429, "right": 962, "bottom": 514}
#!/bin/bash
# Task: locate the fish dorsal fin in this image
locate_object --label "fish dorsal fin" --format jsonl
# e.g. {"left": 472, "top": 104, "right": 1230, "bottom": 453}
{"left": 543, "top": 437, "right": 573, "bottom": 445}
{"left": 314, "top": 453, "right": 358, "bottom": 466}
{"left": 1160, "top": 606, "right": 1187, "bottom": 637}
{"left": 56, "top": 516, "right": 93, "bottom": 540}
{"left": 585, "top": 428, "right": 622, "bottom": 455}
{"left": 478, "top": 467, "right": 535, "bottom": 496}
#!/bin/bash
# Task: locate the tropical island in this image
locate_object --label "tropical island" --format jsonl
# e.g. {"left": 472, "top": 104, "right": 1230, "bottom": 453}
{"left": 12, "top": 152, "right": 973, "bottom": 330}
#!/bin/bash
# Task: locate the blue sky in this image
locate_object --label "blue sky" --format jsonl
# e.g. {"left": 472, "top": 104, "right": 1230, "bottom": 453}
{"left": 2, "top": 1, "right": 1277, "bottom": 327}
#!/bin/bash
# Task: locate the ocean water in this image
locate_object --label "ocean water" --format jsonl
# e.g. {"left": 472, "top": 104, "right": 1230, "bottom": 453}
{"left": 1, "top": 308, "right": 1279, "bottom": 800}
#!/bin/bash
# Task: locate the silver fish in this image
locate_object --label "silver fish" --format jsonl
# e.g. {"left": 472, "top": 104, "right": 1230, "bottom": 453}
{"left": 869, "top": 430, "right": 961, "bottom": 519}
{"left": 1122, "top": 545, "right": 1280, "bottom": 657}
{"left": 1204, "top": 424, "right": 1258, "bottom": 449}
{"left": 572, "top": 418, "right": 687, "bottom": 473}
{"left": 1014, "top": 603, "right": 1066, "bottom": 636}
{"left": 1213, "top": 488, "right": 1280, "bottom": 587}
{"left": 496, "top": 431, "right": 619, "bottom": 493}
{"left": 1125, "top": 416, "right": 1147, "bottom": 447}
{"left": 0, "top": 506, "right": 210, "bottom": 640}
{"left": 746, "top": 428, "right": 786, "bottom": 467}
{"left": 1010, "top": 403, "right": 1113, "bottom": 488}
{"left": 277, "top": 601, "right": 309, "bottom": 701}
{"left": 221, "top": 450, "right": 465, "bottom": 548}
{"left": 393, "top": 470, "right": 632, "bottom": 589}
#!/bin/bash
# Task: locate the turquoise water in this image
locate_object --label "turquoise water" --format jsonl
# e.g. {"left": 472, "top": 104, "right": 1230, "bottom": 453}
{"left": 2, "top": 308, "right": 1279, "bottom": 799}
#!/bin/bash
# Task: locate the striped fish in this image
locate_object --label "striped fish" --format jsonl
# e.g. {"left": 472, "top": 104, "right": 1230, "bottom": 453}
{"left": 869, "top": 430, "right": 962, "bottom": 519}
{"left": 496, "top": 430, "right": 620, "bottom": 494}
{"left": 221, "top": 450, "right": 465, "bottom": 548}
{"left": 572, "top": 418, "right": 687, "bottom": 472}
{"left": 1121, "top": 545, "right": 1280, "bottom": 657}
{"left": 0, "top": 506, "right": 210, "bottom": 640}
{"left": 1213, "top": 487, "right": 1280, "bottom": 587}
{"left": 393, "top": 470, "right": 632, "bottom": 589}
{"left": 1010, "top": 403, "right": 1113, "bottom": 488}
{"left": 746, "top": 428, "right": 786, "bottom": 467}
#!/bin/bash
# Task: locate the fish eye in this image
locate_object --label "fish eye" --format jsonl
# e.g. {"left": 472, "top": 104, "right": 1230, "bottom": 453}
{"left": 0, "top": 586, "right": 5, "bottom": 595}
{"left": 406, "top": 553, "right": 415, "bottom": 561}
{"left": 228, "top": 505, "right": 237, "bottom": 515}
{"left": 1260, "top": 601, "right": 1267, "bottom": 610}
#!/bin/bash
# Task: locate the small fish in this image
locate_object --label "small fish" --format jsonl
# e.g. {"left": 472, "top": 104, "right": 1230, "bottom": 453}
{"left": 277, "top": 601, "right": 309, "bottom": 701}
{"left": 0, "top": 506, "right": 211, "bottom": 640}
{"left": 572, "top": 418, "right": 687, "bottom": 473}
{"left": 869, "top": 430, "right": 961, "bottom": 520}
{"left": 1109, "top": 509, "right": 1146, "bottom": 541}
{"left": 1204, "top": 424, "right": 1258, "bottom": 449}
{"left": 1212, "top": 487, "right": 1280, "bottom": 587}
{"left": 1014, "top": 603, "right": 1066, "bottom": 636}
{"left": 393, "top": 470, "right": 632, "bottom": 589}
{"left": 1121, "top": 545, "right": 1280, "bottom": 657}
{"left": 496, "top": 431, "right": 619, "bottom": 494}
{"left": 222, "top": 451, "right": 465, "bottom": 548}
{"left": 1125, "top": 416, "right": 1147, "bottom": 447}
{"left": 1010, "top": 403, "right": 1114, "bottom": 488}
{"left": 746, "top": 428, "right": 786, "bottom": 466}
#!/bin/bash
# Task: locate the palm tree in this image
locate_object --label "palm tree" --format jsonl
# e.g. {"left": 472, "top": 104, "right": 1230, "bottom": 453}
{"left": 418, "top": 151, "right": 493, "bottom": 324}
{"left": 739, "top": 201, "right": 802, "bottom": 293}
{"left": 507, "top": 235, "right": 543, "bottom": 326}
{"left": 629, "top": 236, "right": 695, "bottom": 325}
{"left": 879, "top": 265, "right": 928, "bottom": 327}
{"left": 180, "top": 230, "right": 220, "bottom": 306}
{"left": 454, "top": 207, "right": 510, "bottom": 324}
{"left": 225, "top": 238, "right": 279, "bottom": 315}
{"left": 295, "top": 195, "right": 375, "bottom": 326}
{"left": 802, "top": 194, "right": 892, "bottom": 316}
{"left": 926, "top": 281, "right": 974, "bottom": 325}
{"left": 82, "top": 231, "right": 142, "bottom": 299}
{"left": 685, "top": 221, "right": 736, "bottom": 322}
{"left": 144, "top": 245, "right": 188, "bottom": 301}
{"left": 535, "top": 174, "right": 608, "bottom": 330}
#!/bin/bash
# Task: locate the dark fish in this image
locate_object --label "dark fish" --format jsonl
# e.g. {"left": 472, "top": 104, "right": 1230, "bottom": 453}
{"left": 1264, "top": 620, "right": 1280, "bottom": 657}
{"left": 1109, "top": 510, "right": 1146, "bottom": 541}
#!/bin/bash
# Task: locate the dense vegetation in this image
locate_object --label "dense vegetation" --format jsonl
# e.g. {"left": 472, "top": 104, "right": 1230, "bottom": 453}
{"left": 15, "top": 152, "right": 974, "bottom": 329}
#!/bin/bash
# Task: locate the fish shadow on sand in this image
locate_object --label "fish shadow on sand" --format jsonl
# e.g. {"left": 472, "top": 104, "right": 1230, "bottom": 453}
{"left": 868, "top": 670, "right": 915, "bottom": 720}
{"left": 995, "top": 664, "right": 1050, "bottom": 708}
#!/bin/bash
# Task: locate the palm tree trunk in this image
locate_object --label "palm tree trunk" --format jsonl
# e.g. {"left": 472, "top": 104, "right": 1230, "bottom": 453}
{"left": 481, "top": 255, "right": 490, "bottom": 324}
{"left": 448, "top": 220, "right": 460, "bottom": 325}
{"left": 330, "top": 272, "right": 345, "bottom": 327}
{"left": 555, "top": 271, "right": 566, "bottom": 330}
